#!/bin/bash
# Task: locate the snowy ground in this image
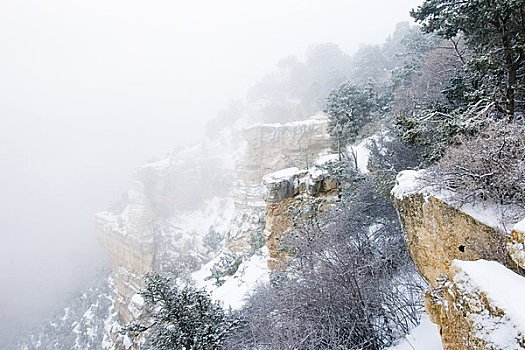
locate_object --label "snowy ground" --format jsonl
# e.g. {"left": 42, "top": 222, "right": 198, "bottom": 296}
{"left": 453, "top": 259, "right": 525, "bottom": 348}
{"left": 386, "top": 313, "right": 442, "bottom": 350}
{"left": 192, "top": 247, "right": 270, "bottom": 310}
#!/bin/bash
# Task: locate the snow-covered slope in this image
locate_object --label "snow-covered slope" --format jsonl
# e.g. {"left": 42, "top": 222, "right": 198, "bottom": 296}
{"left": 386, "top": 314, "right": 442, "bottom": 350}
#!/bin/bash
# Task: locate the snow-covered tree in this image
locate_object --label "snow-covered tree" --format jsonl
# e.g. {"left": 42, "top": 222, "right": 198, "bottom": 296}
{"left": 126, "top": 273, "right": 237, "bottom": 350}
{"left": 412, "top": 0, "right": 525, "bottom": 115}
{"left": 323, "top": 81, "right": 376, "bottom": 157}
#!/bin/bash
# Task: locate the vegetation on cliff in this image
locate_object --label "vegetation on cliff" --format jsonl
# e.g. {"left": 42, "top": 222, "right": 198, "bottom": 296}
{"left": 19, "top": 1, "right": 525, "bottom": 349}
{"left": 125, "top": 273, "right": 238, "bottom": 350}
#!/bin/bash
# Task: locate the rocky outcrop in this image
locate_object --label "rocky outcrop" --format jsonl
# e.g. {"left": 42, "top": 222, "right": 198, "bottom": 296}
{"left": 262, "top": 166, "right": 339, "bottom": 270}
{"left": 235, "top": 115, "right": 331, "bottom": 205}
{"left": 426, "top": 260, "right": 525, "bottom": 350}
{"left": 96, "top": 115, "right": 333, "bottom": 328}
{"left": 95, "top": 181, "right": 155, "bottom": 323}
{"left": 508, "top": 219, "right": 525, "bottom": 270}
{"left": 392, "top": 169, "right": 525, "bottom": 350}
{"left": 393, "top": 192, "right": 509, "bottom": 288}
{"left": 229, "top": 115, "right": 332, "bottom": 254}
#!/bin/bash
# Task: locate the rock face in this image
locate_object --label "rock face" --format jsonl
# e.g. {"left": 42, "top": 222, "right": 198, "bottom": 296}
{"left": 392, "top": 192, "right": 509, "bottom": 288}
{"left": 95, "top": 116, "right": 333, "bottom": 335}
{"left": 508, "top": 219, "right": 525, "bottom": 270}
{"left": 237, "top": 114, "right": 331, "bottom": 189}
{"left": 392, "top": 170, "right": 525, "bottom": 350}
{"left": 426, "top": 260, "right": 525, "bottom": 350}
{"left": 95, "top": 181, "right": 155, "bottom": 324}
{"left": 229, "top": 115, "right": 332, "bottom": 252}
{"left": 262, "top": 166, "right": 339, "bottom": 270}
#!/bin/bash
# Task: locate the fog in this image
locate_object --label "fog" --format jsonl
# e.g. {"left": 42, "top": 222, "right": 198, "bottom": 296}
{"left": 0, "top": 0, "right": 421, "bottom": 344}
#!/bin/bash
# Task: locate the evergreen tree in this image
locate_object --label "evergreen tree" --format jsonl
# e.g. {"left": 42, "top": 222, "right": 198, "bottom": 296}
{"left": 411, "top": 0, "right": 525, "bottom": 115}
{"left": 323, "top": 82, "right": 376, "bottom": 158}
{"left": 126, "top": 273, "right": 236, "bottom": 350}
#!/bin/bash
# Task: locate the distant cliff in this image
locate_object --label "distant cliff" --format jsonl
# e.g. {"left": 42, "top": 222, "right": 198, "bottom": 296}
{"left": 94, "top": 115, "right": 334, "bottom": 348}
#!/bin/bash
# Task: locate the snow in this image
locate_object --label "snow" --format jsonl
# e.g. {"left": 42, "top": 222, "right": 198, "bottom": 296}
{"left": 212, "top": 251, "right": 269, "bottom": 309}
{"left": 141, "top": 157, "right": 170, "bottom": 172}
{"left": 348, "top": 139, "right": 371, "bottom": 174}
{"left": 262, "top": 167, "right": 300, "bottom": 184}
{"left": 386, "top": 313, "right": 442, "bottom": 350}
{"left": 459, "top": 201, "right": 523, "bottom": 232}
{"left": 315, "top": 153, "right": 339, "bottom": 166}
{"left": 129, "top": 294, "right": 145, "bottom": 319}
{"left": 391, "top": 170, "right": 426, "bottom": 199}
{"left": 130, "top": 293, "right": 144, "bottom": 307}
{"left": 253, "top": 113, "right": 328, "bottom": 129}
{"left": 168, "top": 196, "right": 235, "bottom": 242}
{"left": 60, "top": 307, "right": 70, "bottom": 321}
{"left": 451, "top": 259, "right": 525, "bottom": 348}
{"left": 122, "top": 334, "right": 133, "bottom": 349}
{"left": 513, "top": 217, "right": 525, "bottom": 233}
{"left": 391, "top": 169, "right": 524, "bottom": 232}
{"left": 193, "top": 248, "right": 270, "bottom": 310}
{"left": 453, "top": 259, "right": 525, "bottom": 333}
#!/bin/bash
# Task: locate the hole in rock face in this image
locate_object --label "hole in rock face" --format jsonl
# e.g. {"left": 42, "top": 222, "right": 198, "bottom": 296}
{"left": 458, "top": 245, "right": 465, "bottom": 253}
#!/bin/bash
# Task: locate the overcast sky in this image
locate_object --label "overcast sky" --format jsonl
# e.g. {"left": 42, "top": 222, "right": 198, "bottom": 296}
{"left": 0, "top": 0, "right": 422, "bottom": 344}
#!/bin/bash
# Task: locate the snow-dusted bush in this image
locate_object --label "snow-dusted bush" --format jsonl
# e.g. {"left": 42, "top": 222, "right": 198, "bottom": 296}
{"left": 208, "top": 253, "right": 243, "bottom": 287}
{"left": 395, "top": 98, "right": 495, "bottom": 164}
{"left": 430, "top": 120, "right": 525, "bottom": 206}
{"left": 125, "top": 273, "right": 238, "bottom": 350}
{"left": 228, "top": 181, "right": 423, "bottom": 350}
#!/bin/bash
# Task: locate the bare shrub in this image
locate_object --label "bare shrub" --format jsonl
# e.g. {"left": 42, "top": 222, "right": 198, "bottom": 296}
{"left": 431, "top": 120, "right": 525, "bottom": 206}
{"left": 227, "top": 181, "right": 424, "bottom": 349}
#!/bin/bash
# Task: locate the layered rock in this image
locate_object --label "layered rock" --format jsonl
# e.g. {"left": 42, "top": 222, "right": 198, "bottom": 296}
{"left": 392, "top": 169, "right": 525, "bottom": 350}
{"left": 95, "top": 181, "right": 155, "bottom": 324}
{"left": 235, "top": 115, "right": 331, "bottom": 206}
{"left": 96, "top": 115, "right": 333, "bottom": 330}
{"left": 262, "top": 166, "right": 339, "bottom": 270}
{"left": 229, "top": 115, "right": 332, "bottom": 252}
{"left": 426, "top": 260, "right": 525, "bottom": 350}
{"left": 508, "top": 219, "right": 525, "bottom": 270}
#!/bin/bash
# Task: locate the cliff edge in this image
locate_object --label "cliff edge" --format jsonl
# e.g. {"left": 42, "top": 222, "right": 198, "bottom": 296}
{"left": 392, "top": 169, "right": 525, "bottom": 350}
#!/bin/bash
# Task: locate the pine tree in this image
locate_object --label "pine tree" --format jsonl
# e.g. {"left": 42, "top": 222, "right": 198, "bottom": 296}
{"left": 126, "top": 273, "right": 237, "bottom": 350}
{"left": 411, "top": 0, "right": 525, "bottom": 115}
{"left": 323, "top": 82, "right": 376, "bottom": 158}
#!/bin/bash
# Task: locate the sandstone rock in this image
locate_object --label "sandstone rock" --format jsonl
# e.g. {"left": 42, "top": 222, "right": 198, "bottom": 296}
{"left": 262, "top": 165, "right": 339, "bottom": 270}
{"left": 265, "top": 197, "right": 296, "bottom": 270}
{"left": 322, "top": 177, "right": 338, "bottom": 192}
{"left": 427, "top": 260, "right": 525, "bottom": 350}
{"left": 508, "top": 219, "right": 525, "bottom": 270}
{"left": 392, "top": 169, "right": 525, "bottom": 350}
{"left": 392, "top": 192, "right": 509, "bottom": 288}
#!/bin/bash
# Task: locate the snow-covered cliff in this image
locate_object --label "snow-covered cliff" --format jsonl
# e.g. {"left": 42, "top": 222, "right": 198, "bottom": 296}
{"left": 392, "top": 171, "right": 525, "bottom": 350}
{"left": 93, "top": 115, "right": 333, "bottom": 347}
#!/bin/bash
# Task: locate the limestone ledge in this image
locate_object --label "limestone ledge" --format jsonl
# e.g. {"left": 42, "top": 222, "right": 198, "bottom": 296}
{"left": 392, "top": 170, "right": 524, "bottom": 287}
{"left": 426, "top": 260, "right": 525, "bottom": 350}
{"left": 262, "top": 166, "right": 339, "bottom": 270}
{"left": 392, "top": 169, "right": 525, "bottom": 350}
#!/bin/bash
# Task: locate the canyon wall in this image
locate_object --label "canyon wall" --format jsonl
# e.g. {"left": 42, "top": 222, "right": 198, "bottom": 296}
{"left": 392, "top": 170, "right": 525, "bottom": 350}
{"left": 95, "top": 115, "right": 333, "bottom": 336}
